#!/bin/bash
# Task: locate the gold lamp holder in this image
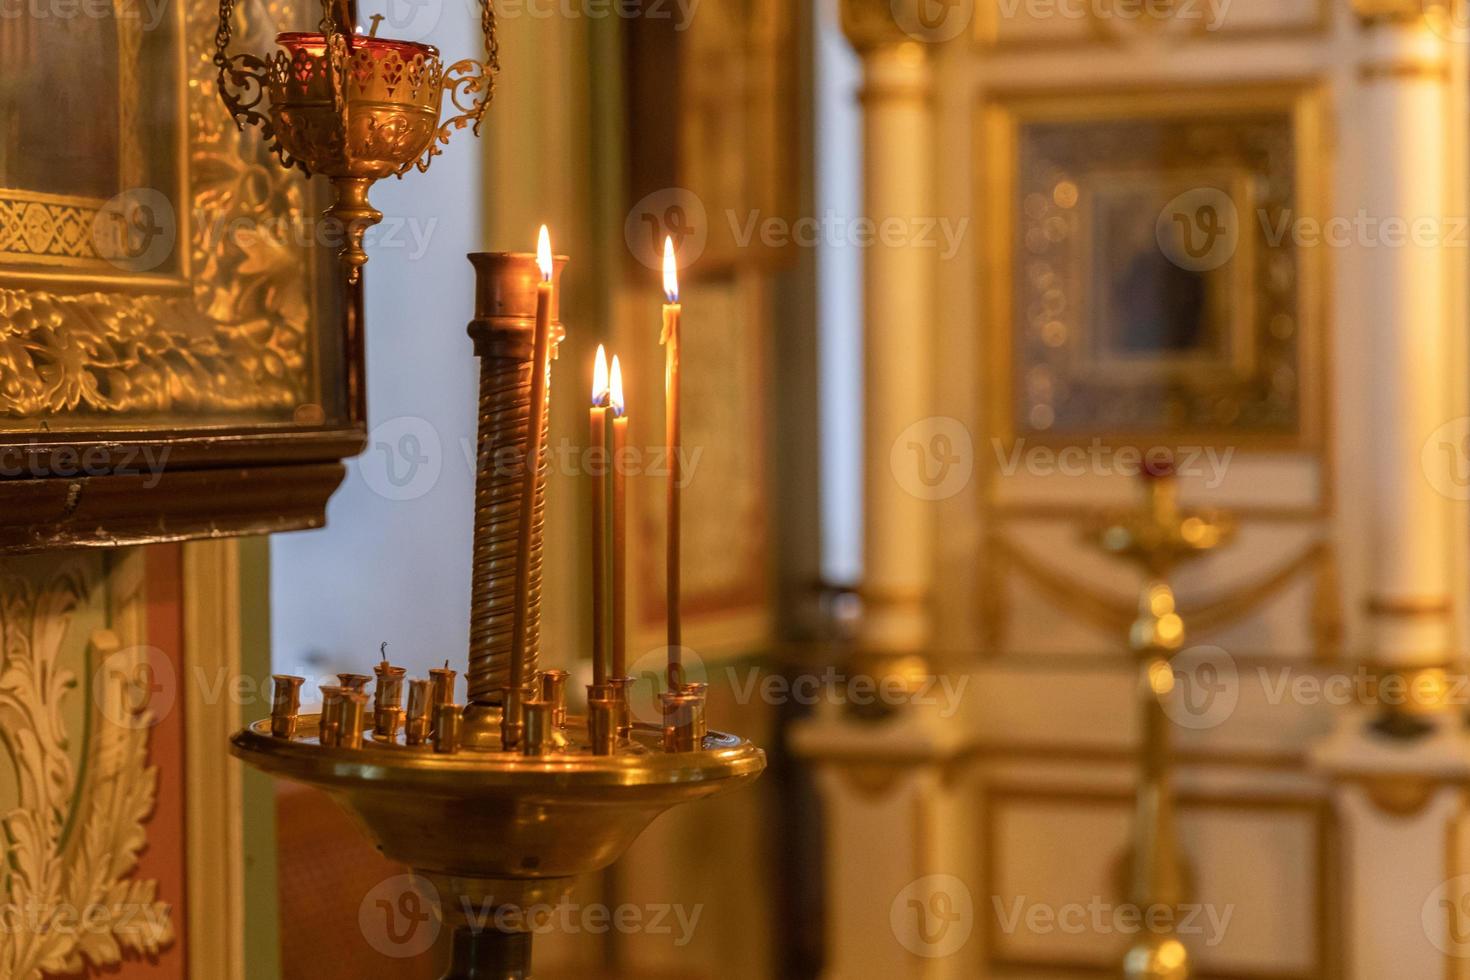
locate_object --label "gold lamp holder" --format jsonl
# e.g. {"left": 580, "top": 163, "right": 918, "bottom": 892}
{"left": 212, "top": 0, "right": 499, "bottom": 280}
{"left": 1086, "top": 467, "right": 1235, "bottom": 980}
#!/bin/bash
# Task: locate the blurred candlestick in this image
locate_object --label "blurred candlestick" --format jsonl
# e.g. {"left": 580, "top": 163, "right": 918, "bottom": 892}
{"left": 660, "top": 237, "right": 683, "bottom": 689}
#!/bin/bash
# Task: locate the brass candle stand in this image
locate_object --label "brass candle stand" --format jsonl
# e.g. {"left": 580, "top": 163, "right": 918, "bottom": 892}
{"left": 231, "top": 254, "right": 766, "bottom": 978}
{"left": 1086, "top": 468, "right": 1234, "bottom": 980}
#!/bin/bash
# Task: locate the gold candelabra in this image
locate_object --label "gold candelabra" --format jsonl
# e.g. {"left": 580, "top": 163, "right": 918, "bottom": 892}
{"left": 1086, "top": 466, "right": 1234, "bottom": 980}
{"left": 220, "top": 11, "right": 766, "bottom": 976}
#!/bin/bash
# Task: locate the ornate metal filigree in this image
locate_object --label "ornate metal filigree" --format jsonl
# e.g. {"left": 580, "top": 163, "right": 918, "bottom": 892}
{"left": 0, "top": 0, "right": 328, "bottom": 419}
{"left": 0, "top": 558, "right": 173, "bottom": 977}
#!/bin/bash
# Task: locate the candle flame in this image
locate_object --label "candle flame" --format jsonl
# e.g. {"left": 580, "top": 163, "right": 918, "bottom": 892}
{"left": 662, "top": 236, "right": 679, "bottom": 303}
{"left": 592, "top": 344, "right": 609, "bottom": 407}
{"left": 537, "top": 225, "right": 553, "bottom": 282}
{"left": 609, "top": 355, "right": 625, "bottom": 417}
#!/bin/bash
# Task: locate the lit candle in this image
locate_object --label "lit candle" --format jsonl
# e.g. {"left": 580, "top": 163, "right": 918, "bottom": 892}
{"left": 660, "top": 237, "right": 683, "bottom": 689}
{"left": 590, "top": 344, "right": 611, "bottom": 688}
{"left": 610, "top": 355, "right": 629, "bottom": 680}
{"left": 506, "top": 225, "right": 555, "bottom": 749}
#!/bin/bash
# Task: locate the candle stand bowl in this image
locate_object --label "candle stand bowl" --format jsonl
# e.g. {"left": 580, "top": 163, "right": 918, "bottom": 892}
{"left": 232, "top": 715, "right": 765, "bottom": 978}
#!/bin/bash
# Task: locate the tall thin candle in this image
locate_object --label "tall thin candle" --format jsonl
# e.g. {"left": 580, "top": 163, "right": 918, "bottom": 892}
{"left": 660, "top": 237, "right": 683, "bottom": 689}
{"left": 507, "top": 225, "right": 555, "bottom": 747}
{"left": 590, "top": 345, "right": 610, "bottom": 688}
{"left": 610, "top": 355, "right": 628, "bottom": 680}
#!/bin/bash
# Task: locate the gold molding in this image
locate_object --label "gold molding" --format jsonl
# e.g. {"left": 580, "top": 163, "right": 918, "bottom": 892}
{"left": 975, "top": 0, "right": 1332, "bottom": 47}
{"left": 1358, "top": 61, "right": 1453, "bottom": 82}
{"left": 1353, "top": 0, "right": 1448, "bottom": 24}
{"left": 183, "top": 541, "right": 246, "bottom": 980}
{"left": 841, "top": 0, "right": 935, "bottom": 51}
{"left": 984, "top": 784, "right": 1334, "bottom": 979}
{"left": 0, "top": 553, "right": 174, "bottom": 975}
{"left": 1365, "top": 595, "right": 1454, "bottom": 618}
{"left": 988, "top": 533, "right": 1336, "bottom": 651}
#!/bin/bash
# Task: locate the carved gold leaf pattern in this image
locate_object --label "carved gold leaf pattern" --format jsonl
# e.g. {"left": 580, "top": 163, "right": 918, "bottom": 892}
{"left": 0, "top": 0, "right": 324, "bottom": 419}
{"left": 0, "top": 558, "right": 173, "bottom": 977}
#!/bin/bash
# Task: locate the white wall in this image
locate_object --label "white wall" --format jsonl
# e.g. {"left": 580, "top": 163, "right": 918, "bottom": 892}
{"left": 269, "top": 3, "right": 485, "bottom": 684}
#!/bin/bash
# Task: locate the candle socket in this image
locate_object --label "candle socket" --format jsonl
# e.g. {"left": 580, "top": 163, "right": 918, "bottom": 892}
{"left": 429, "top": 666, "right": 457, "bottom": 733}
{"left": 341, "top": 692, "right": 369, "bottom": 749}
{"left": 374, "top": 706, "right": 405, "bottom": 741}
{"left": 464, "top": 252, "right": 569, "bottom": 706}
{"left": 661, "top": 691, "right": 701, "bottom": 753}
{"left": 607, "top": 675, "right": 635, "bottom": 738}
{"left": 338, "top": 673, "right": 372, "bottom": 695}
{"left": 522, "top": 700, "right": 555, "bottom": 757}
{"left": 678, "top": 681, "right": 709, "bottom": 742}
{"left": 500, "top": 686, "right": 526, "bottom": 750}
{"left": 587, "top": 696, "right": 618, "bottom": 757}
{"left": 319, "top": 685, "right": 346, "bottom": 747}
{"left": 538, "top": 669, "right": 569, "bottom": 728}
{"left": 270, "top": 675, "right": 305, "bottom": 739}
{"left": 374, "top": 662, "right": 407, "bottom": 713}
{"left": 434, "top": 704, "right": 464, "bottom": 754}
{"left": 405, "top": 678, "right": 432, "bottom": 745}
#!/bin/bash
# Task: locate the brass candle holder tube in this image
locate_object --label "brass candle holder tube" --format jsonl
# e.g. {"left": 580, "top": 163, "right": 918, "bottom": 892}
{"left": 462, "top": 252, "right": 568, "bottom": 749}
{"left": 539, "top": 668, "right": 569, "bottom": 727}
{"left": 406, "top": 678, "right": 432, "bottom": 746}
{"left": 270, "top": 675, "right": 305, "bottom": 739}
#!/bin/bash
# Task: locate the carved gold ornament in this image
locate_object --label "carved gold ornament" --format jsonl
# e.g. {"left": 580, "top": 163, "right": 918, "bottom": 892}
{"left": 0, "top": 560, "right": 173, "bottom": 976}
{"left": 0, "top": 0, "right": 331, "bottom": 421}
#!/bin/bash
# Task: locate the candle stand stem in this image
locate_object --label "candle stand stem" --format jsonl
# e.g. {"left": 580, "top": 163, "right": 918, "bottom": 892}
{"left": 442, "top": 926, "right": 532, "bottom": 980}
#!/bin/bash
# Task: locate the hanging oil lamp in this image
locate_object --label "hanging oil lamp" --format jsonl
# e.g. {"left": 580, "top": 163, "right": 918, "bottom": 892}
{"left": 212, "top": 0, "right": 498, "bottom": 280}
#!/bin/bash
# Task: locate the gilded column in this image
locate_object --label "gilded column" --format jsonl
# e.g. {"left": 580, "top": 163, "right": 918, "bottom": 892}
{"left": 1311, "top": 7, "right": 1465, "bottom": 980}
{"left": 1355, "top": 0, "right": 1456, "bottom": 688}
{"left": 842, "top": 0, "right": 937, "bottom": 658}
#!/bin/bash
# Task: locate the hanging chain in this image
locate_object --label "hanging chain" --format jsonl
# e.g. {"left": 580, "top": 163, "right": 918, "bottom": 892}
{"left": 480, "top": 0, "right": 499, "bottom": 77}
{"left": 214, "top": 0, "right": 237, "bottom": 69}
